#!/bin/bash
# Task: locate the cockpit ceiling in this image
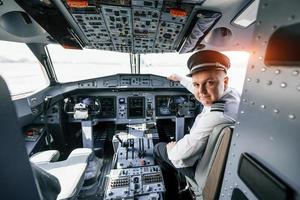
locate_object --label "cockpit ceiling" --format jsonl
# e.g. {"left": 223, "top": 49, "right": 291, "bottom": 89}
{"left": 16, "top": 0, "right": 214, "bottom": 54}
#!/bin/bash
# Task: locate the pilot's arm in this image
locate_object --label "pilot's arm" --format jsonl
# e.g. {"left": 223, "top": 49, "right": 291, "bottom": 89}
{"left": 167, "top": 111, "right": 234, "bottom": 168}
{"left": 168, "top": 74, "right": 194, "bottom": 94}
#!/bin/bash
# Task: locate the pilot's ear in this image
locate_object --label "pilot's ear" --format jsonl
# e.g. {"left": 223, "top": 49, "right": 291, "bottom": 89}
{"left": 224, "top": 76, "right": 229, "bottom": 89}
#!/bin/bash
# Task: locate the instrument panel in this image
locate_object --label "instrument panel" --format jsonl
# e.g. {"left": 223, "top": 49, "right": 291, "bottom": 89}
{"left": 64, "top": 96, "right": 116, "bottom": 118}
{"left": 155, "top": 95, "right": 196, "bottom": 116}
{"left": 35, "top": 75, "right": 202, "bottom": 124}
{"left": 127, "top": 97, "right": 145, "bottom": 119}
{"left": 63, "top": 92, "right": 199, "bottom": 124}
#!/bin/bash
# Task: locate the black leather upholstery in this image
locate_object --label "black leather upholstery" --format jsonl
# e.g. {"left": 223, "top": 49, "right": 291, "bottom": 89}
{"left": 0, "top": 76, "right": 60, "bottom": 200}
{"left": 31, "top": 163, "right": 61, "bottom": 200}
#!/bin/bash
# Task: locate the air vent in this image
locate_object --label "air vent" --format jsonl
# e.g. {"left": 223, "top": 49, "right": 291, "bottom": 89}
{"left": 103, "top": 80, "right": 118, "bottom": 87}
{"left": 78, "top": 81, "right": 97, "bottom": 88}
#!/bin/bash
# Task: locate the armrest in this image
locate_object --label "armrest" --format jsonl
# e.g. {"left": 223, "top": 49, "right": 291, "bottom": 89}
{"left": 68, "top": 148, "right": 92, "bottom": 158}
{"left": 30, "top": 150, "right": 60, "bottom": 164}
{"left": 65, "top": 148, "right": 92, "bottom": 165}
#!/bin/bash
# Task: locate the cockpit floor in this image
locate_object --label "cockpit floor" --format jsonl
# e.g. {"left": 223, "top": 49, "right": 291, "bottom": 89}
{"left": 79, "top": 127, "right": 115, "bottom": 200}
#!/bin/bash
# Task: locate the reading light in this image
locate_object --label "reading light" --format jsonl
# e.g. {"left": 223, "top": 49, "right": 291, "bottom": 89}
{"left": 233, "top": 0, "right": 259, "bottom": 28}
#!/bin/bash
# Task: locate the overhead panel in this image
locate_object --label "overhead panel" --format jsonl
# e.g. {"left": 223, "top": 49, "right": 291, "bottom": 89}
{"left": 96, "top": 0, "right": 131, "bottom": 7}
{"left": 101, "top": 6, "right": 133, "bottom": 52}
{"left": 132, "top": 0, "right": 163, "bottom": 53}
{"left": 63, "top": 0, "right": 204, "bottom": 53}
{"left": 161, "top": 1, "right": 193, "bottom": 24}
{"left": 153, "top": 2, "right": 194, "bottom": 53}
{"left": 153, "top": 21, "right": 183, "bottom": 53}
{"left": 132, "top": 0, "right": 163, "bottom": 9}
{"left": 72, "top": 8, "right": 114, "bottom": 51}
{"left": 132, "top": 7, "right": 160, "bottom": 53}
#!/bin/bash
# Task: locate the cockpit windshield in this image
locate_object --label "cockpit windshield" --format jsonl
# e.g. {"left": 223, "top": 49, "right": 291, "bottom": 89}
{"left": 0, "top": 41, "right": 249, "bottom": 98}
{"left": 47, "top": 44, "right": 130, "bottom": 83}
{"left": 48, "top": 44, "right": 249, "bottom": 92}
{"left": 47, "top": 44, "right": 193, "bottom": 83}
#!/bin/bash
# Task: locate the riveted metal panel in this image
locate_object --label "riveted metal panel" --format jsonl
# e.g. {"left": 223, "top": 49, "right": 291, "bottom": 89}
{"left": 220, "top": 0, "right": 300, "bottom": 199}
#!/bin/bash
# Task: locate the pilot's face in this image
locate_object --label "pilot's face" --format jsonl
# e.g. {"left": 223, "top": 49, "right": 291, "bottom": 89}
{"left": 192, "top": 69, "right": 228, "bottom": 106}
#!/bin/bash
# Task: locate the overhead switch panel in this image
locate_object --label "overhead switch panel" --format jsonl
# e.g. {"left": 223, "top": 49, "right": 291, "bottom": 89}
{"left": 63, "top": 0, "right": 205, "bottom": 53}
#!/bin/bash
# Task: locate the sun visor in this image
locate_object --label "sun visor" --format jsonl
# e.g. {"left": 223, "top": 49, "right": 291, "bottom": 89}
{"left": 179, "top": 11, "right": 221, "bottom": 54}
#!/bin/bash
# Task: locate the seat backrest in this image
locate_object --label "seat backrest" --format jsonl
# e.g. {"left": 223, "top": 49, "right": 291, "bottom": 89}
{"left": 31, "top": 163, "right": 61, "bottom": 200}
{"left": 30, "top": 148, "right": 92, "bottom": 200}
{"left": 0, "top": 76, "right": 41, "bottom": 200}
{"left": 202, "top": 125, "right": 233, "bottom": 200}
{"left": 187, "top": 123, "right": 234, "bottom": 199}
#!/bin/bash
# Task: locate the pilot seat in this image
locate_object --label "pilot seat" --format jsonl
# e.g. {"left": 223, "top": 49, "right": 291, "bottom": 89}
{"left": 30, "top": 148, "right": 92, "bottom": 200}
{"left": 186, "top": 123, "right": 234, "bottom": 200}
{"left": 0, "top": 75, "right": 92, "bottom": 200}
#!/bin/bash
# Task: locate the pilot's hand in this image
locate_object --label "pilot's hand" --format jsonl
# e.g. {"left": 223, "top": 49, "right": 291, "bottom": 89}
{"left": 166, "top": 141, "right": 177, "bottom": 151}
{"left": 167, "top": 74, "right": 183, "bottom": 82}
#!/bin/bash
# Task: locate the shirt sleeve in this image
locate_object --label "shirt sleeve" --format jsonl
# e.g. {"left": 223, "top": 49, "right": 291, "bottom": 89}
{"left": 167, "top": 133, "right": 209, "bottom": 161}
{"left": 167, "top": 111, "right": 233, "bottom": 162}
{"left": 180, "top": 77, "right": 194, "bottom": 94}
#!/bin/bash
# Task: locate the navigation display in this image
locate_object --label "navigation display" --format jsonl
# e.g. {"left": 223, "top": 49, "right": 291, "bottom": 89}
{"left": 98, "top": 96, "right": 116, "bottom": 118}
{"left": 155, "top": 95, "right": 191, "bottom": 116}
{"left": 127, "top": 97, "right": 145, "bottom": 118}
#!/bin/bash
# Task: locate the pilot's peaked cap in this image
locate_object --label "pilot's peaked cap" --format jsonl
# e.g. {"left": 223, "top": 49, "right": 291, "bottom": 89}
{"left": 186, "top": 50, "right": 230, "bottom": 77}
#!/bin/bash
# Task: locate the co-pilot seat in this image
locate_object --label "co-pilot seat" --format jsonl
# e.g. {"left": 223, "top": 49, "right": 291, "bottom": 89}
{"left": 30, "top": 148, "right": 92, "bottom": 200}
{"left": 0, "top": 75, "right": 92, "bottom": 200}
{"left": 186, "top": 123, "right": 234, "bottom": 200}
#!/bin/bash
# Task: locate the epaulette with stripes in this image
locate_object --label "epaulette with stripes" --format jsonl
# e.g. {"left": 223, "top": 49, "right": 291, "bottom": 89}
{"left": 211, "top": 100, "right": 226, "bottom": 112}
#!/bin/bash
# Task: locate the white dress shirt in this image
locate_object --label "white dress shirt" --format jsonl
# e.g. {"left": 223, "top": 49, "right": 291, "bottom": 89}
{"left": 167, "top": 78, "right": 240, "bottom": 168}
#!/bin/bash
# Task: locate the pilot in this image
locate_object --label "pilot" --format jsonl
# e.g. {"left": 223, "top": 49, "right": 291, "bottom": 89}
{"left": 154, "top": 50, "right": 240, "bottom": 195}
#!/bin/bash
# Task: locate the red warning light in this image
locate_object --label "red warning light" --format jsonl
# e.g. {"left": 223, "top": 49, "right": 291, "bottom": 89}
{"left": 66, "top": 0, "right": 88, "bottom": 8}
{"left": 170, "top": 8, "right": 187, "bottom": 17}
{"left": 62, "top": 44, "right": 81, "bottom": 50}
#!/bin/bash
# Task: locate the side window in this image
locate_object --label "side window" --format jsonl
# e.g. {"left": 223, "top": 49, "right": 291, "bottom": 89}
{"left": 223, "top": 51, "right": 250, "bottom": 93}
{"left": 0, "top": 41, "right": 49, "bottom": 99}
